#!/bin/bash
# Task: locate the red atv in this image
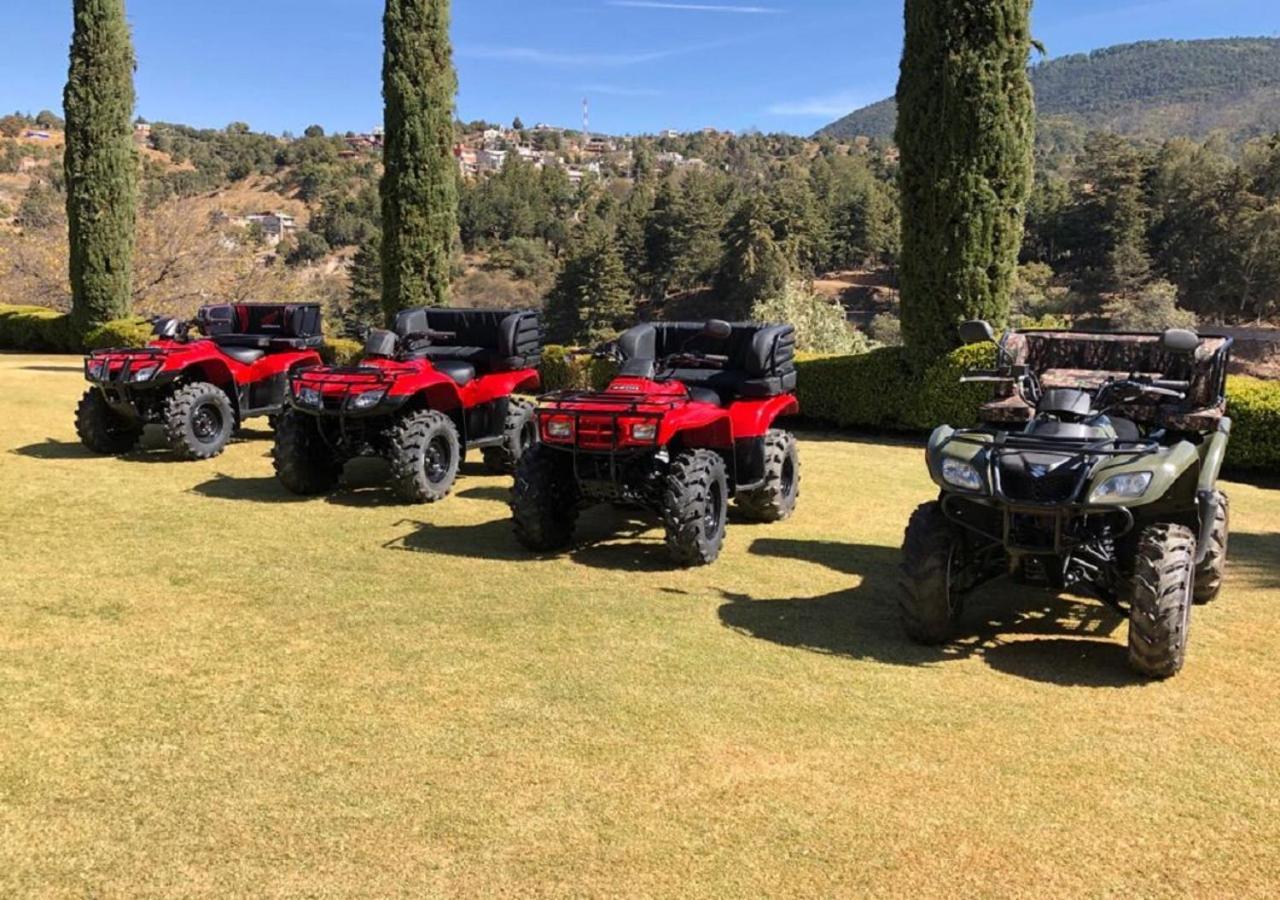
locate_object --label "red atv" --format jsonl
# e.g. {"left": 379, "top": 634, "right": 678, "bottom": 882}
{"left": 511, "top": 320, "right": 801, "bottom": 566}
{"left": 276, "top": 307, "right": 543, "bottom": 503}
{"left": 78, "top": 303, "right": 324, "bottom": 460}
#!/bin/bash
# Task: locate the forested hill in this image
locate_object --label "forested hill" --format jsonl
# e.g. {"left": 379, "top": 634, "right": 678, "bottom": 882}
{"left": 819, "top": 38, "right": 1280, "bottom": 143}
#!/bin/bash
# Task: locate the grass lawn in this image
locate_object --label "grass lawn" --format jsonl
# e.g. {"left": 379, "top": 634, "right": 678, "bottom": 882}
{"left": 2, "top": 352, "right": 1279, "bottom": 897}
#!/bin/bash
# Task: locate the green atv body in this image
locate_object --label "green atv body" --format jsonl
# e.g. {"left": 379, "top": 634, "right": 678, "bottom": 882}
{"left": 900, "top": 322, "right": 1234, "bottom": 679}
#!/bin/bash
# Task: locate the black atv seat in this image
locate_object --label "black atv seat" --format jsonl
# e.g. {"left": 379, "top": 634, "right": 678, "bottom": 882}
{"left": 394, "top": 308, "right": 542, "bottom": 374}
{"left": 198, "top": 303, "right": 324, "bottom": 350}
{"left": 433, "top": 360, "right": 476, "bottom": 387}
{"left": 616, "top": 322, "right": 797, "bottom": 403}
{"left": 221, "top": 346, "right": 266, "bottom": 365}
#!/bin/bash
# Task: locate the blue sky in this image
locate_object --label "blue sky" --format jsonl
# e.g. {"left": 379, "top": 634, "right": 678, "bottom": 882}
{"left": 2, "top": 1, "right": 1276, "bottom": 136}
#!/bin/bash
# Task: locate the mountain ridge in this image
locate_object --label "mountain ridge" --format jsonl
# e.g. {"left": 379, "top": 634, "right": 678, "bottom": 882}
{"left": 818, "top": 37, "right": 1280, "bottom": 144}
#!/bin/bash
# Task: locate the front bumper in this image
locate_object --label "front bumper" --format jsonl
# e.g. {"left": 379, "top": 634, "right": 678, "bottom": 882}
{"left": 942, "top": 493, "right": 1135, "bottom": 556}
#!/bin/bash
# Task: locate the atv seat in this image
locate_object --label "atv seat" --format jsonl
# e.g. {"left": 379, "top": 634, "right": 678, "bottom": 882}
{"left": 394, "top": 308, "right": 542, "bottom": 375}
{"left": 433, "top": 360, "right": 476, "bottom": 387}
{"left": 616, "top": 322, "right": 797, "bottom": 404}
{"left": 198, "top": 303, "right": 324, "bottom": 350}
{"left": 981, "top": 330, "right": 1233, "bottom": 432}
{"left": 220, "top": 346, "right": 266, "bottom": 365}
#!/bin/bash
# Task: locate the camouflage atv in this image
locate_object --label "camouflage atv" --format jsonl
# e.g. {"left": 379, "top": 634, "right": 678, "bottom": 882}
{"left": 900, "top": 323, "right": 1233, "bottom": 679}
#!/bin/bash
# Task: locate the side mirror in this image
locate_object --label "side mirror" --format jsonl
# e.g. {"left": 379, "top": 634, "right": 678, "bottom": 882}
{"left": 1162, "top": 328, "right": 1202, "bottom": 354}
{"left": 364, "top": 329, "right": 398, "bottom": 358}
{"left": 151, "top": 317, "right": 180, "bottom": 339}
{"left": 958, "top": 320, "right": 996, "bottom": 345}
{"left": 702, "top": 319, "right": 733, "bottom": 341}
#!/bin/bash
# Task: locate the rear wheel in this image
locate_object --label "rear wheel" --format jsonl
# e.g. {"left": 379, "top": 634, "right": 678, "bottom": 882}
{"left": 898, "top": 502, "right": 965, "bottom": 644}
{"left": 735, "top": 429, "right": 800, "bottom": 522}
{"left": 389, "top": 409, "right": 461, "bottom": 503}
{"left": 483, "top": 397, "right": 538, "bottom": 474}
{"left": 273, "top": 409, "right": 343, "bottom": 495}
{"left": 75, "top": 388, "right": 142, "bottom": 454}
{"left": 164, "top": 382, "right": 235, "bottom": 460}
{"left": 662, "top": 449, "right": 729, "bottom": 566}
{"left": 511, "top": 444, "right": 580, "bottom": 551}
{"left": 1194, "top": 491, "right": 1229, "bottom": 604}
{"left": 1127, "top": 523, "right": 1195, "bottom": 679}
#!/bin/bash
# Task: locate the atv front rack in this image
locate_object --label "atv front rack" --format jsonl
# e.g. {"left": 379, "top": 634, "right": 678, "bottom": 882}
{"left": 85, "top": 348, "right": 171, "bottom": 384}
{"left": 289, "top": 366, "right": 400, "bottom": 413}
{"left": 941, "top": 429, "right": 1159, "bottom": 554}
{"left": 538, "top": 390, "right": 686, "bottom": 492}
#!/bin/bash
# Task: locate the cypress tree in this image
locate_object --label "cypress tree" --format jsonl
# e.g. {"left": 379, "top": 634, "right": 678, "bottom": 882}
{"left": 896, "top": 0, "right": 1035, "bottom": 363}
{"left": 64, "top": 0, "right": 138, "bottom": 334}
{"left": 381, "top": 0, "right": 458, "bottom": 320}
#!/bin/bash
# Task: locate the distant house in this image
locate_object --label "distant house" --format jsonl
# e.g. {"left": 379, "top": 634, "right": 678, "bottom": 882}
{"left": 583, "top": 138, "right": 614, "bottom": 156}
{"left": 477, "top": 148, "right": 507, "bottom": 172}
{"left": 656, "top": 151, "right": 685, "bottom": 166}
{"left": 23, "top": 131, "right": 51, "bottom": 141}
{"left": 660, "top": 129, "right": 680, "bottom": 139}
{"left": 239, "top": 211, "right": 298, "bottom": 246}
{"left": 565, "top": 161, "right": 602, "bottom": 186}
{"left": 455, "top": 145, "right": 479, "bottom": 178}
{"left": 482, "top": 128, "right": 504, "bottom": 148}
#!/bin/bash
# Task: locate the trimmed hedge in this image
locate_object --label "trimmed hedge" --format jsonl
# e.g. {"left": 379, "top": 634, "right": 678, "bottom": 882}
{"left": 539, "top": 345, "right": 617, "bottom": 393}
{"left": 1224, "top": 376, "right": 1280, "bottom": 473}
{"left": 320, "top": 338, "right": 364, "bottom": 367}
{"left": 0, "top": 305, "right": 79, "bottom": 353}
{"left": 797, "top": 347, "right": 1280, "bottom": 473}
{"left": 83, "top": 316, "right": 154, "bottom": 350}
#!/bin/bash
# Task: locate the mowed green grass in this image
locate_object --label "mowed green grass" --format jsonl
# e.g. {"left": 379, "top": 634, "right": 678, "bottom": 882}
{"left": 2, "top": 353, "right": 1279, "bottom": 897}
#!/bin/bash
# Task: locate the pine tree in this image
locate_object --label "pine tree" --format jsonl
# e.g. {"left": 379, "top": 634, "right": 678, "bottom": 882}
{"left": 546, "top": 223, "right": 632, "bottom": 345}
{"left": 349, "top": 232, "right": 384, "bottom": 327}
{"left": 64, "top": 0, "right": 138, "bottom": 335}
{"left": 896, "top": 0, "right": 1035, "bottom": 363}
{"left": 381, "top": 0, "right": 458, "bottom": 320}
{"left": 715, "top": 194, "right": 791, "bottom": 316}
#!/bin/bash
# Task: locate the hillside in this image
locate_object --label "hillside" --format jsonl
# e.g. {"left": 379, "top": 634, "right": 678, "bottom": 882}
{"left": 819, "top": 37, "right": 1280, "bottom": 143}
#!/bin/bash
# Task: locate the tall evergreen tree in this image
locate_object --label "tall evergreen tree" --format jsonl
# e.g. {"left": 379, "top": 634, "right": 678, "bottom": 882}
{"left": 381, "top": 0, "right": 458, "bottom": 320}
{"left": 546, "top": 223, "right": 632, "bottom": 345}
{"left": 64, "top": 0, "right": 138, "bottom": 334}
{"left": 896, "top": 0, "right": 1035, "bottom": 363}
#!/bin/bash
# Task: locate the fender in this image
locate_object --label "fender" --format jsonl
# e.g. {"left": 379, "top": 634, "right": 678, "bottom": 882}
{"left": 459, "top": 368, "right": 540, "bottom": 407}
{"left": 727, "top": 394, "right": 800, "bottom": 440}
{"left": 1197, "top": 417, "right": 1232, "bottom": 494}
{"left": 660, "top": 404, "right": 732, "bottom": 449}
{"left": 391, "top": 368, "right": 465, "bottom": 412}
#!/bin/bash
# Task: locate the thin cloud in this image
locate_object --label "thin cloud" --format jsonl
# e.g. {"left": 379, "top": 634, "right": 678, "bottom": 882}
{"left": 608, "top": 1, "right": 780, "bottom": 13}
{"left": 767, "top": 89, "right": 881, "bottom": 118}
{"left": 459, "top": 36, "right": 744, "bottom": 68}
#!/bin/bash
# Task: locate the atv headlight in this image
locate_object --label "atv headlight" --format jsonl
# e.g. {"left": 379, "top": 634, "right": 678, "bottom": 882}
{"left": 630, "top": 422, "right": 658, "bottom": 443}
{"left": 130, "top": 365, "right": 158, "bottom": 383}
{"left": 1091, "top": 471, "right": 1152, "bottom": 501}
{"left": 348, "top": 389, "right": 386, "bottom": 411}
{"left": 545, "top": 417, "right": 574, "bottom": 440}
{"left": 942, "top": 458, "right": 984, "bottom": 492}
{"left": 86, "top": 360, "right": 107, "bottom": 380}
{"left": 295, "top": 386, "right": 322, "bottom": 408}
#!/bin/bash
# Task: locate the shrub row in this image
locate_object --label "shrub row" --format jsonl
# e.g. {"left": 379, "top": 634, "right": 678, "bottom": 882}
{"left": 795, "top": 346, "right": 1280, "bottom": 473}
{"left": 539, "top": 345, "right": 617, "bottom": 392}
{"left": 0, "top": 305, "right": 79, "bottom": 353}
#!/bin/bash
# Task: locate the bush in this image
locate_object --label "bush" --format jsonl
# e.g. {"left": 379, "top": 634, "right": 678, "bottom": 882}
{"left": 539, "top": 345, "right": 617, "bottom": 392}
{"left": 796, "top": 343, "right": 995, "bottom": 433}
{"left": 0, "top": 305, "right": 79, "bottom": 352}
{"left": 1224, "top": 376, "right": 1280, "bottom": 473}
{"left": 320, "top": 338, "right": 365, "bottom": 366}
{"left": 83, "top": 317, "right": 154, "bottom": 350}
{"left": 750, "top": 282, "right": 872, "bottom": 355}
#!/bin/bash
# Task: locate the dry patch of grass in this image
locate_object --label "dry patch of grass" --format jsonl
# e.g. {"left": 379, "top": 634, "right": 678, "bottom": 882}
{"left": 1, "top": 354, "right": 1278, "bottom": 897}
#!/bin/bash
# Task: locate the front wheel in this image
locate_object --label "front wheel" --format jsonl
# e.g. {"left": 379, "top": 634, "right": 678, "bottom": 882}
{"left": 898, "top": 502, "right": 965, "bottom": 644}
{"left": 273, "top": 410, "right": 343, "bottom": 495}
{"left": 389, "top": 409, "right": 461, "bottom": 503}
{"left": 510, "top": 444, "right": 580, "bottom": 551}
{"left": 75, "top": 388, "right": 143, "bottom": 455}
{"left": 735, "top": 429, "right": 800, "bottom": 522}
{"left": 662, "top": 449, "right": 729, "bottom": 567}
{"left": 483, "top": 397, "right": 538, "bottom": 474}
{"left": 1194, "top": 491, "right": 1229, "bottom": 604}
{"left": 1127, "top": 523, "right": 1196, "bottom": 679}
{"left": 164, "top": 382, "right": 236, "bottom": 460}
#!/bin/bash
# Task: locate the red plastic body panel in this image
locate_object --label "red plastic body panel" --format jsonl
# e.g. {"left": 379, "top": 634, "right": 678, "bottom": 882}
{"left": 538, "top": 375, "right": 799, "bottom": 450}
{"left": 88, "top": 339, "right": 321, "bottom": 388}
{"left": 295, "top": 355, "right": 540, "bottom": 411}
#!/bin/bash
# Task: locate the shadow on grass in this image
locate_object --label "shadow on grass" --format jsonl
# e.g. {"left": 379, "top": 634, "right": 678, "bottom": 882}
{"left": 16, "top": 425, "right": 271, "bottom": 464}
{"left": 383, "top": 517, "right": 528, "bottom": 561}
{"left": 717, "top": 536, "right": 1143, "bottom": 688}
{"left": 20, "top": 364, "right": 83, "bottom": 373}
{"left": 11, "top": 439, "right": 95, "bottom": 460}
{"left": 1231, "top": 532, "right": 1280, "bottom": 591}
{"left": 456, "top": 485, "right": 512, "bottom": 504}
